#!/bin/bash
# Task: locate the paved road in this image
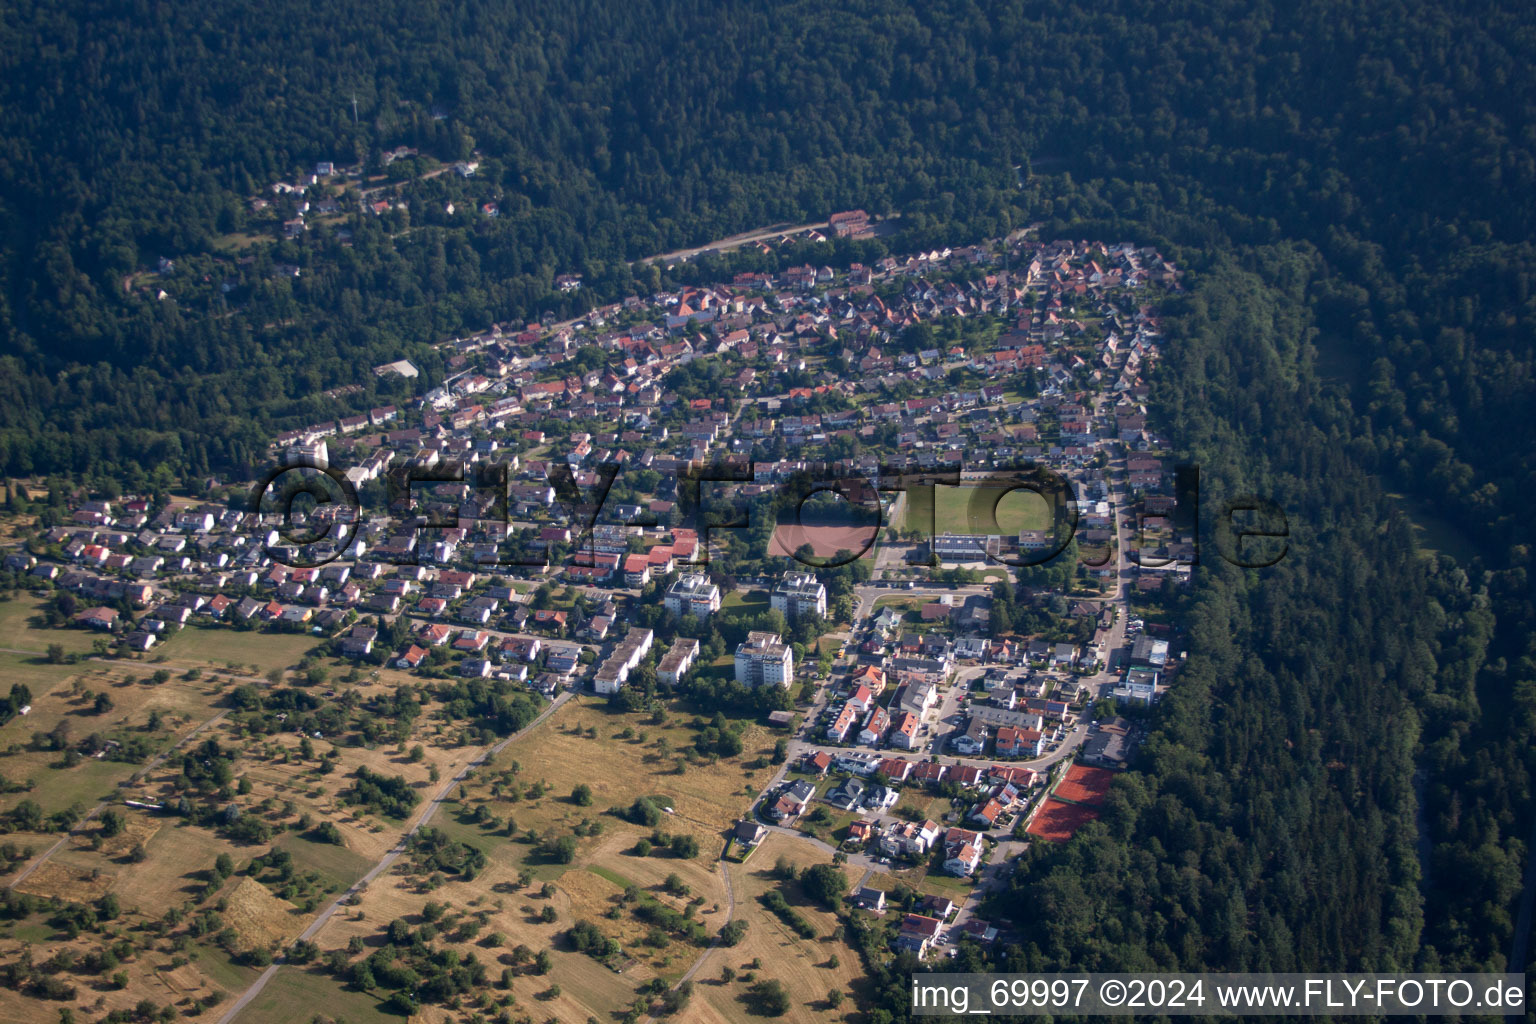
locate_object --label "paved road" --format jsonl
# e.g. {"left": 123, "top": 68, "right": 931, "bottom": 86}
{"left": 8, "top": 707, "right": 234, "bottom": 888}
{"left": 217, "top": 689, "right": 573, "bottom": 1024}
{"left": 852, "top": 583, "right": 993, "bottom": 622}
{"left": 645, "top": 221, "right": 830, "bottom": 267}
{"left": 944, "top": 838, "right": 1028, "bottom": 946}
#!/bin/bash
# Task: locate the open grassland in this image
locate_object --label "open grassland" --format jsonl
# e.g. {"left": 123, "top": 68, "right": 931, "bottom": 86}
{"left": 227, "top": 965, "right": 395, "bottom": 1024}
{"left": 0, "top": 611, "right": 877, "bottom": 1024}
{"left": 276, "top": 830, "right": 374, "bottom": 891}
{"left": 0, "top": 657, "right": 516, "bottom": 1024}
{"left": 0, "top": 595, "right": 101, "bottom": 655}
{"left": 0, "top": 825, "right": 268, "bottom": 1024}
{"left": 103, "top": 819, "right": 247, "bottom": 908}
{"left": 719, "top": 589, "right": 769, "bottom": 613}
{"left": 0, "top": 599, "right": 496, "bottom": 1024}
{"left": 0, "top": 926, "right": 249, "bottom": 1024}
{"left": 150, "top": 625, "right": 321, "bottom": 674}
{"left": 0, "top": 649, "right": 87, "bottom": 697}
{"left": 1386, "top": 491, "right": 1487, "bottom": 564}
{"left": 480, "top": 695, "right": 781, "bottom": 836}
{"left": 684, "top": 831, "right": 868, "bottom": 1024}
{"left": 304, "top": 833, "right": 670, "bottom": 1024}
{"left": 0, "top": 665, "right": 226, "bottom": 818}
{"left": 276, "top": 695, "right": 796, "bottom": 1024}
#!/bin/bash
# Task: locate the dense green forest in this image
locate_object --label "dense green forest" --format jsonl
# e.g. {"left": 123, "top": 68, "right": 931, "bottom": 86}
{"left": 1, "top": 0, "right": 1534, "bottom": 1000}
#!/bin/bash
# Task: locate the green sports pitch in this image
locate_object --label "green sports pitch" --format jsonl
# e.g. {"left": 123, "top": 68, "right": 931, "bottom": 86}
{"left": 900, "top": 484, "right": 1052, "bottom": 536}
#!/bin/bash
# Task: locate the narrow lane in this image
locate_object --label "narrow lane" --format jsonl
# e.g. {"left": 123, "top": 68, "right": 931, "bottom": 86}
{"left": 218, "top": 689, "right": 572, "bottom": 1024}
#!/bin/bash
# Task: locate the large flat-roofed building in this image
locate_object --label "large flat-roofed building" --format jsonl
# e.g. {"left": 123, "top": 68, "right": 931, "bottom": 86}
{"left": 663, "top": 574, "right": 721, "bottom": 618}
{"left": 932, "top": 532, "right": 987, "bottom": 561}
{"left": 593, "top": 627, "right": 654, "bottom": 695}
{"left": 735, "top": 630, "right": 794, "bottom": 688}
{"left": 657, "top": 637, "right": 700, "bottom": 686}
{"left": 770, "top": 571, "right": 826, "bottom": 619}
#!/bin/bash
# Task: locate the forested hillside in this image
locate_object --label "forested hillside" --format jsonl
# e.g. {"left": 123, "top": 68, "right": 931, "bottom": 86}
{"left": 2, "top": 0, "right": 1534, "bottom": 995}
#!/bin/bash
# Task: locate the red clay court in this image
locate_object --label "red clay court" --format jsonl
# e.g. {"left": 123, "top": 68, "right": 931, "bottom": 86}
{"left": 768, "top": 522, "right": 879, "bottom": 560}
{"left": 1053, "top": 764, "right": 1116, "bottom": 805}
{"left": 1026, "top": 798, "right": 1102, "bottom": 842}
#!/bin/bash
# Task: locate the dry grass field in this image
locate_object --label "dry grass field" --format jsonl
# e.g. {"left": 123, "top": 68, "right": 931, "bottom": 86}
{"left": 298, "top": 839, "right": 658, "bottom": 1024}
{"left": 224, "top": 965, "right": 396, "bottom": 1024}
{"left": 477, "top": 694, "right": 782, "bottom": 837}
{"left": 0, "top": 625, "right": 509, "bottom": 1024}
{"left": 0, "top": 664, "right": 227, "bottom": 820}
{"left": 285, "top": 799, "right": 872, "bottom": 1024}
{"left": 149, "top": 624, "right": 321, "bottom": 674}
{"left": 0, "top": 595, "right": 102, "bottom": 656}
{"left": 0, "top": 598, "right": 883, "bottom": 1024}
{"left": 0, "top": 648, "right": 87, "bottom": 698}
{"left": 223, "top": 875, "right": 304, "bottom": 947}
{"left": 102, "top": 818, "right": 246, "bottom": 909}
{"left": 248, "top": 696, "right": 804, "bottom": 1024}
{"left": 681, "top": 831, "right": 869, "bottom": 1024}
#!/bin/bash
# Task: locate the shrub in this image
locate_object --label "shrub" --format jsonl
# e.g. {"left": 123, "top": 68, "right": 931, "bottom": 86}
{"left": 747, "top": 979, "right": 791, "bottom": 1016}
{"left": 628, "top": 797, "right": 661, "bottom": 826}
{"left": 758, "top": 891, "right": 815, "bottom": 939}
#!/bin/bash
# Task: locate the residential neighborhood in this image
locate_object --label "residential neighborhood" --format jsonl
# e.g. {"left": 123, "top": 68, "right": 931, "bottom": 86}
{"left": 1, "top": 226, "right": 1184, "bottom": 968}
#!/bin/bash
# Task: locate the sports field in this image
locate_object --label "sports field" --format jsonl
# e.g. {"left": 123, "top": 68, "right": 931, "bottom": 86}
{"left": 1026, "top": 798, "right": 1102, "bottom": 842}
{"left": 1054, "top": 764, "right": 1116, "bottom": 805}
{"left": 768, "top": 522, "right": 879, "bottom": 560}
{"left": 902, "top": 484, "right": 1051, "bottom": 536}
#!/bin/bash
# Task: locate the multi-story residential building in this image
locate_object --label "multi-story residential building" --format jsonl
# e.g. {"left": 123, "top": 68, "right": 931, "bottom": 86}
{"left": 594, "top": 627, "right": 654, "bottom": 694}
{"left": 663, "top": 573, "right": 721, "bottom": 618}
{"left": 657, "top": 637, "right": 699, "bottom": 686}
{"left": 943, "top": 827, "right": 985, "bottom": 876}
{"left": 876, "top": 818, "right": 942, "bottom": 858}
{"left": 735, "top": 630, "right": 794, "bottom": 688}
{"left": 889, "top": 710, "right": 923, "bottom": 750}
{"left": 826, "top": 701, "right": 860, "bottom": 743}
{"left": 622, "top": 554, "right": 650, "bottom": 587}
{"left": 858, "top": 705, "right": 891, "bottom": 746}
{"left": 770, "top": 571, "right": 826, "bottom": 619}
{"left": 995, "top": 725, "right": 1045, "bottom": 758}
{"left": 952, "top": 717, "right": 989, "bottom": 755}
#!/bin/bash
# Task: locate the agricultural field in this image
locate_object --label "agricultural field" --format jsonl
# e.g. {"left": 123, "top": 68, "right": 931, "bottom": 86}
{"left": 902, "top": 483, "right": 1051, "bottom": 536}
